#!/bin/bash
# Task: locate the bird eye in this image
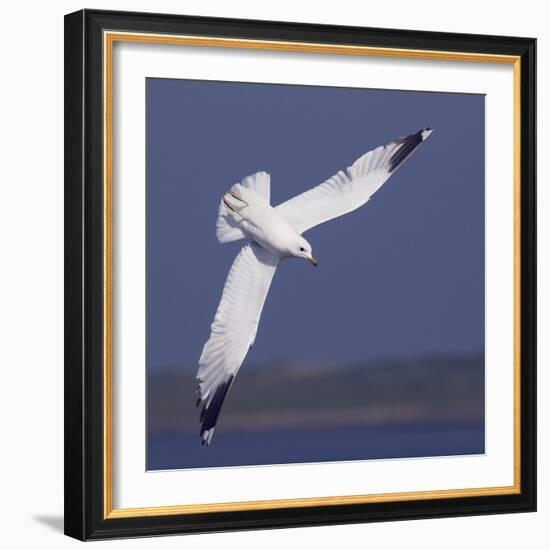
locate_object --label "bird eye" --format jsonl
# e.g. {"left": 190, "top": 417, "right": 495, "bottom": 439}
{"left": 299, "top": 247, "right": 305, "bottom": 251}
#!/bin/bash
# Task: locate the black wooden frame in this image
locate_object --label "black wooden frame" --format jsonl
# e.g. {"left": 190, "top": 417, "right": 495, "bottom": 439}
{"left": 64, "top": 9, "right": 536, "bottom": 541}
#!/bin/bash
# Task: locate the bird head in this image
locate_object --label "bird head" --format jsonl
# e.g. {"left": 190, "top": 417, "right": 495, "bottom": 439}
{"left": 292, "top": 236, "right": 317, "bottom": 266}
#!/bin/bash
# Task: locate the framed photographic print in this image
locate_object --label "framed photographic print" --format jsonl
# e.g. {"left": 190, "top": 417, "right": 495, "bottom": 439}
{"left": 64, "top": 9, "right": 536, "bottom": 540}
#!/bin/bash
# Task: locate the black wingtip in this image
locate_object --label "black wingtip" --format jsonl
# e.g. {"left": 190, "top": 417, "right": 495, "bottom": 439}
{"left": 388, "top": 127, "right": 433, "bottom": 173}
{"left": 197, "top": 375, "right": 235, "bottom": 445}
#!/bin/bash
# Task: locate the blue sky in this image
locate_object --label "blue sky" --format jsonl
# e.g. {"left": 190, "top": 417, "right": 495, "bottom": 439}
{"left": 146, "top": 79, "right": 485, "bottom": 370}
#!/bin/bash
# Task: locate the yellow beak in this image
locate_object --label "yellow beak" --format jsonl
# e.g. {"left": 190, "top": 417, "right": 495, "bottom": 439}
{"left": 307, "top": 256, "right": 318, "bottom": 267}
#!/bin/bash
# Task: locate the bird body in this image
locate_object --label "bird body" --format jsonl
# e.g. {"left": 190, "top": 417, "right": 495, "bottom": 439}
{"left": 223, "top": 188, "right": 304, "bottom": 258}
{"left": 196, "top": 128, "right": 433, "bottom": 445}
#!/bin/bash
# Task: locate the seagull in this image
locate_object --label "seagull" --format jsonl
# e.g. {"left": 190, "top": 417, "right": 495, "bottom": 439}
{"left": 196, "top": 127, "right": 433, "bottom": 445}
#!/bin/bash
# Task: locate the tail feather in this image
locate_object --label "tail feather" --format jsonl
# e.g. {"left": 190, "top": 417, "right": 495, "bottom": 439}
{"left": 216, "top": 172, "right": 271, "bottom": 243}
{"left": 216, "top": 198, "right": 246, "bottom": 243}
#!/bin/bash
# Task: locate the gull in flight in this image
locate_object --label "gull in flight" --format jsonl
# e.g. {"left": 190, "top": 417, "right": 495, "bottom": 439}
{"left": 196, "top": 128, "right": 433, "bottom": 445}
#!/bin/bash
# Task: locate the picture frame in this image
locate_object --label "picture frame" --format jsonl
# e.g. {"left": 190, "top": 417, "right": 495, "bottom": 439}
{"left": 64, "top": 8, "right": 536, "bottom": 541}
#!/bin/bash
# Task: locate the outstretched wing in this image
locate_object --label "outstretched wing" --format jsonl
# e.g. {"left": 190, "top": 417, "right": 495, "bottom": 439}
{"left": 196, "top": 243, "right": 279, "bottom": 445}
{"left": 276, "top": 128, "right": 433, "bottom": 234}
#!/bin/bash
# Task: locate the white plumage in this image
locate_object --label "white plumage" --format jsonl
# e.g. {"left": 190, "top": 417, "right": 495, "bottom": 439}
{"left": 196, "top": 128, "right": 433, "bottom": 444}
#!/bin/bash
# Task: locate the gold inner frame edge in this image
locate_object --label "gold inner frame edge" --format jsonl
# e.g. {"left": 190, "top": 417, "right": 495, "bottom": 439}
{"left": 103, "top": 30, "right": 522, "bottom": 519}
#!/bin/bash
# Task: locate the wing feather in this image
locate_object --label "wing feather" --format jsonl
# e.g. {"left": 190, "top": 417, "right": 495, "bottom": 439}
{"left": 196, "top": 243, "right": 279, "bottom": 445}
{"left": 276, "top": 128, "right": 433, "bottom": 234}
